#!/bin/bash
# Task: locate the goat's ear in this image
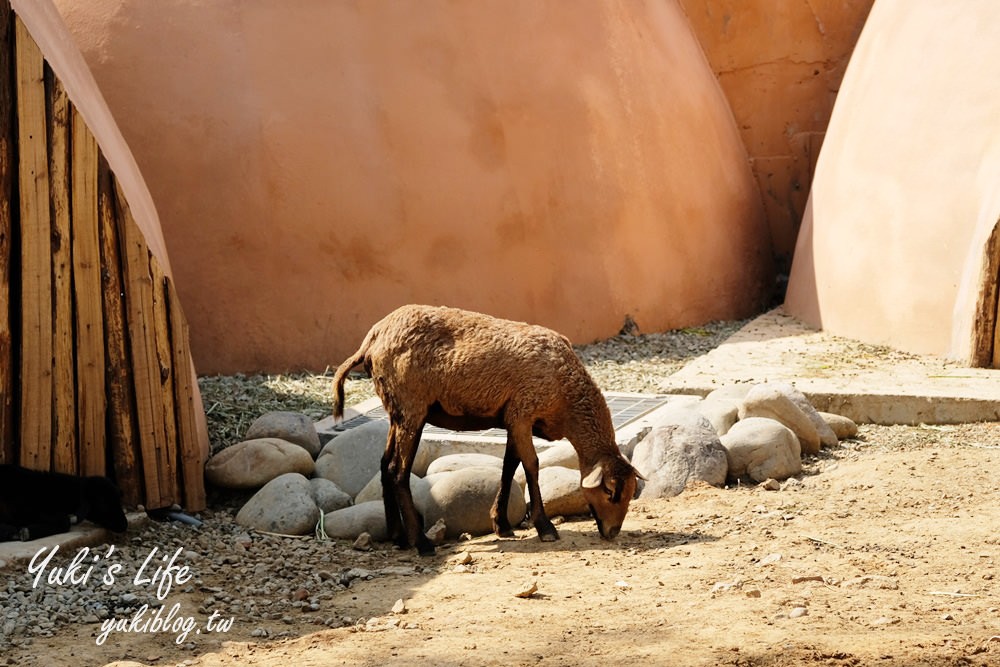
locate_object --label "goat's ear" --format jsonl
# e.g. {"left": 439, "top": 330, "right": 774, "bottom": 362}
{"left": 581, "top": 465, "right": 604, "bottom": 489}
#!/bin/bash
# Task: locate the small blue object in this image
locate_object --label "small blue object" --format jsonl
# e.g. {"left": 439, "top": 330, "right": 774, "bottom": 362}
{"left": 165, "top": 511, "right": 203, "bottom": 527}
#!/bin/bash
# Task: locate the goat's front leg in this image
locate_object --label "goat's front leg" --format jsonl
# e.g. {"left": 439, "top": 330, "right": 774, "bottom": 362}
{"left": 393, "top": 420, "right": 435, "bottom": 556}
{"left": 491, "top": 436, "right": 522, "bottom": 538}
{"left": 505, "top": 422, "right": 558, "bottom": 542}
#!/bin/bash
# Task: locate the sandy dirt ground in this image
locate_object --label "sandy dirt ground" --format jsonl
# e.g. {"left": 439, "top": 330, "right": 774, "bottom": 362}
{"left": 4, "top": 423, "right": 1000, "bottom": 667}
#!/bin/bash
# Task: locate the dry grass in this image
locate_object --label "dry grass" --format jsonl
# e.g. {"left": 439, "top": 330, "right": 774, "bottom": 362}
{"left": 198, "top": 372, "right": 375, "bottom": 453}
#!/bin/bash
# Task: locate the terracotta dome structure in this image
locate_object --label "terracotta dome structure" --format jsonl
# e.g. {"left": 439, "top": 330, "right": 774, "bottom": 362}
{"left": 785, "top": 1, "right": 1000, "bottom": 367}
{"left": 53, "top": 0, "right": 775, "bottom": 373}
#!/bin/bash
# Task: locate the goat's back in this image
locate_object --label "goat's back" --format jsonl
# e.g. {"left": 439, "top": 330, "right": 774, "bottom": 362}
{"left": 366, "top": 305, "right": 590, "bottom": 420}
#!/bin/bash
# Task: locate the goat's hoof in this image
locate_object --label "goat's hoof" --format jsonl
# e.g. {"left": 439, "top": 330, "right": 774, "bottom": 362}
{"left": 538, "top": 529, "right": 560, "bottom": 542}
{"left": 493, "top": 526, "right": 515, "bottom": 538}
{"left": 415, "top": 535, "right": 436, "bottom": 557}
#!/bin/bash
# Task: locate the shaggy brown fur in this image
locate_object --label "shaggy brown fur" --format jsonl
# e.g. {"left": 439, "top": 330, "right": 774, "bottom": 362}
{"left": 332, "top": 304, "right": 641, "bottom": 555}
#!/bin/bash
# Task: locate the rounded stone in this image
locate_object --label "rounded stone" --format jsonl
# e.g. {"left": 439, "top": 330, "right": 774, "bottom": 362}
{"left": 354, "top": 473, "right": 433, "bottom": 518}
{"left": 425, "top": 453, "right": 503, "bottom": 476}
{"left": 818, "top": 411, "right": 859, "bottom": 440}
{"left": 426, "top": 466, "right": 526, "bottom": 538}
{"left": 245, "top": 411, "right": 322, "bottom": 457}
{"left": 318, "top": 501, "right": 388, "bottom": 541}
{"left": 205, "top": 438, "right": 315, "bottom": 489}
{"left": 538, "top": 466, "right": 589, "bottom": 517}
{"left": 632, "top": 424, "right": 729, "bottom": 498}
{"left": 309, "top": 477, "right": 353, "bottom": 513}
{"left": 235, "top": 473, "right": 319, "bottom": 535}
{"left": 720, "top": 417, "right": 802, "bottom": 482}
{"left": 739, "top": 383, "right": 822, "bottom": 455}
{"left": 314, "top": 420, "right": 388, "bottom": 497}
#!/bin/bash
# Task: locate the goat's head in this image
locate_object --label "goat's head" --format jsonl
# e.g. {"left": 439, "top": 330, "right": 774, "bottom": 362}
{"left": 580, "top": 455, "right": 643, "bottom": 540}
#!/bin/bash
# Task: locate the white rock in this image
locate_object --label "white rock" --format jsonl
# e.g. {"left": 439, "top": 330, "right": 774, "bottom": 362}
{"left": 649, "top": 401, "right": 713, "bottom": 433}
{"left": 411, "top": 440, "right": 506, "bottom": 477}
{"left": 739, "top": 384, "right": 822, "bottom": 455}
{"left": 631, "top": 424, "right": 728, "bottom": 498}
{"left": 705, "top": 385, "right": 753, "bottom": 403}
{"left": 721, "top": 417, "right": 802, "bottom": 482}
{"left": 538, "top": 441, "right": 580, "bottom": 470}
{"left": 818, "top": 411, "right": 858, "bottom": 440}
{"left": 514, "top": 441, "right": 580, "bottom": 487}
{"left": 538, "top": 466, "right": 589, "bottom": 517}
{"left": 696, "top": 397, "right": 740, "bottom": 436}
{"left": 425, "top": 453, "right": 503, "bottom": 475}
{"left": 425, "top": 518, "right": 447, "bottom": 545}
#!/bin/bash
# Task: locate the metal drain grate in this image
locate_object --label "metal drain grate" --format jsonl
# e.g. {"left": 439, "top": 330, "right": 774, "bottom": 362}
{"left": 333, "top": 393, "right": 671, "bottom": 439}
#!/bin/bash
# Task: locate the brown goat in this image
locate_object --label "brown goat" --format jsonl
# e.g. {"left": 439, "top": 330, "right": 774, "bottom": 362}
{"left": 332, "top": 304, "right": 642, "bottom": 555}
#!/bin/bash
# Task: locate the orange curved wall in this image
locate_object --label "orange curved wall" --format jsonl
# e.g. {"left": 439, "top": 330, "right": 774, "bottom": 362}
{"left": 678, "top": 0, "right": 874, "bottom": 272}
{"left": 54, "top": 0, "right": 774, "bottom": 373}
{"left": 785, "top": 1, "right": 1000, "bottom": 362}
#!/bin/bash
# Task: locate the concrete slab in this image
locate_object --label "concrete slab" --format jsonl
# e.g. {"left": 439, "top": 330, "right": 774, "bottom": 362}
{"left": 658, "top": 308, "right": 1000, "bottom": 425}
{"left": 0, "top": 512, "right": 148, "bottom": 569}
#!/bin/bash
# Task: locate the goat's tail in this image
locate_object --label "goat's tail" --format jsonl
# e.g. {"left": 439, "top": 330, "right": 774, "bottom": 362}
{"left": 331, "top": 339, "right": 370, "bottom": 422}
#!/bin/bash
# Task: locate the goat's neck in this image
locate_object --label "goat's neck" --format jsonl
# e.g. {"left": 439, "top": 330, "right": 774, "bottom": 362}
{"left": 564, "top": 382, "right": 618, "bottom": 469}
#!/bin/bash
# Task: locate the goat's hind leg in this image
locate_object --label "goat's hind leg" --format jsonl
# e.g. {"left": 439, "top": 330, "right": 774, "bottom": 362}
{"left": 380, "top": 423, "right": 406, "bottom": 548}
{"left": 393, "top": 420, "right": 435, "bottom": 556}
{"left": 490, "top": 436, "right": 522, "bottom": 538}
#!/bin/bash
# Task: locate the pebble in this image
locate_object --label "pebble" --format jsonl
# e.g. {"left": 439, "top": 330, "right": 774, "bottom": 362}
{"left": 789, "top": 606, "right": 808, "bottom": 618}
{"left": 353, "top": 533, "right": 373, "bottom": 551}
{"left": 425, "top": 519, "right": 447, "bottom": 545}
{"left": 0, "top": 506, "right": 425, "bottom": 653}
{"left": 514, "top": 581, "right": 539, "bottom": 598}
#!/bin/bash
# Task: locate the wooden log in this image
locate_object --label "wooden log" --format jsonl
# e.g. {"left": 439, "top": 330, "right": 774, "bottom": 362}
{"left": 167, "top": 283, "right": 206, "bottom": 510}
{"left": 114, "top": 175, "right": 169, "bottom": 508}
{"left": 99, "top": 156, "right": 141, "bottom": 504}
{"left": 971, "top": 221, "right": 1000, "bottom": 368}
{"left": 150, "top": 256, "right": 180, "bottom": 502}
{"left": 0, "top": 1, "right": 15, "bottom": 464}
{"left": 15, "top": 15, "right": 52, "bottom": 471}
{"left": 71, "top": 105, "right": 106, "bottom": 476}
{"left": 47, "top": 69, "right": 76, "bottom": 474}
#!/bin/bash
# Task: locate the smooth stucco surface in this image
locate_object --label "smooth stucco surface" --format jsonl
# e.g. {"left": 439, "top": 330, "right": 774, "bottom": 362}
{"left": 785, "top": 0, "right": 1000, "bottom": 363}
{"left": 678, "top": 0, "right": 874, "bottom": 270}
{"left": 54, "top": 0, "right": 774, "bottom": 373}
